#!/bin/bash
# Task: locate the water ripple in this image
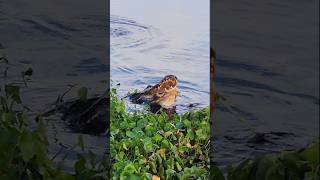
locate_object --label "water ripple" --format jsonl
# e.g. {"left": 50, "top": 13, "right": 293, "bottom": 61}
{"left": 20, "top": 18, "right": 70, "bottom": 39}
{"left": 217, "top": 58, "right": 280, "bottom": 76}
{"left": 217, "top": 77, "right": 319, "bottom": 104}
{"left": 110, "top": 15, "right": 154, "bottom": 49}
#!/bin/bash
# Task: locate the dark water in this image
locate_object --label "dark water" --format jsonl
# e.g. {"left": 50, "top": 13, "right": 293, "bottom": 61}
{"left": 0, "top": 0, "right": 107, "bottom": 170}
{"left": 212, "top": 0, "right": 319, "bottom": 170}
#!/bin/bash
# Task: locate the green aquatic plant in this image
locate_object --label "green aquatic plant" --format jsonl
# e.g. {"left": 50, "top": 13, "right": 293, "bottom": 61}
{"left": 0, "top": 58, "right": 110, "bottom": 179}
{"left": 110, "top": 88, "right": 211, "bottom": 179}
{"left": 1, "top": 50, "right": 318, "bottom": 179}
{"left": 0, "top": 84, "right": 111, "bottom": 180}
{"left": 226, "top": 142, "right": 319, "bottom": 180}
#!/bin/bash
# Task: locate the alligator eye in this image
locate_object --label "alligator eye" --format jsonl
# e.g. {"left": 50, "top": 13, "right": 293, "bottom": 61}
{"left": 157, "top": 92, "right": 165, "bottom": 97}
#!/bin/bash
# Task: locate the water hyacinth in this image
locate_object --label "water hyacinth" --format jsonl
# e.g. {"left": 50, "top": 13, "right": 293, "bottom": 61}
{"left": 110, "top": 89, "right": 211, "bottom": 179}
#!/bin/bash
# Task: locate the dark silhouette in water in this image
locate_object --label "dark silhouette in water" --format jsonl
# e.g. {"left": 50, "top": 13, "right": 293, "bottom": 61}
{"left": 42, "top": 95, "right": 109, "bottom": 135}
{"left": 61, "top": 97, "right": 109, "bottom": 135}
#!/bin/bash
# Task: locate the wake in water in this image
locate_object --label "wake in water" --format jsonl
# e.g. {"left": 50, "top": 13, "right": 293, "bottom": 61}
{"left": 110, "top": 15, "right": 210, "bottom": 114}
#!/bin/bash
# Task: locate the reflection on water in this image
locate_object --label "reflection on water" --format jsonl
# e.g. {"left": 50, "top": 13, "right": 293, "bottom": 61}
{"left": 111, "top": 0, "right": 210, "bottom": 113}
{"left": 212, "top": 0, "right": 319, "bottom": 170}
{"left": 0, "top": 0, "right": 108, "bottom": 170}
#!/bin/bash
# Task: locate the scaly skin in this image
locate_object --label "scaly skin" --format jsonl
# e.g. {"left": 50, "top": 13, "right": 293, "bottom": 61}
{"left": 130, "top": 75, "right": 179, "bottom": 108}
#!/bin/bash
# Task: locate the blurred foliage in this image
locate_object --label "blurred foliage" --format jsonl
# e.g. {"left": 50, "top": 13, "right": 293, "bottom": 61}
{"left": 226, "top": 142, "right": 319, "bottom": 180}
{"left": 0, "top": 65, "right": 110, "bottom": 179}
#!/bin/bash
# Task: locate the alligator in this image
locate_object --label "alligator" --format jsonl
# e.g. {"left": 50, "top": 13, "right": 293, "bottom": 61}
{"left": 127, "top": 75, "right": 179, "bottom": 118}
{"left": 42, "top": 50, "right": 217, "bottom": 135}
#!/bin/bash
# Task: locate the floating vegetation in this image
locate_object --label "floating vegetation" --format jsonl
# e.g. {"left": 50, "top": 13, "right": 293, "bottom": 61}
{"left": 110, "top": 88, "right": 211, "bottom": 179}
{"left": 0, "top": 46, "right": 318, "bottom": 179}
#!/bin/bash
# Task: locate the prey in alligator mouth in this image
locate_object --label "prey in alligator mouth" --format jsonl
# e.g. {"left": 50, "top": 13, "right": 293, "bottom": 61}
{"left": 129, "top": 75, "right": 179, "bottom": 109}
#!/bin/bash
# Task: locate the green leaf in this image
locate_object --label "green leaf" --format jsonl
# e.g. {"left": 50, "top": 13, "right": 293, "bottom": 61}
{"left": 117, "top": 151, "right": 125, "bottom": 160}
{"left": 0, "top": 96, "right": 8, "bottom": 112}
{"left": 143, "top": 137, "right": 154, "bottom": 153}
{"left": 150, "top": 161, "right": 157, "bottom": 174}
{"left": 152, "top": 133, "right": 163, "bottom": 142}
{"left": 183, "top": 119, "right": 191, "bottom": 128}
{"left": 55, "top": 171, "right": 75, "bottom": 180}
{"left": 255, "top": 155, "right": 276, "bottom": 179}
{"left": 89, "top": 150, "right": 97, "bottom": 168}
{"left": 5, "top": 85, "right": 21, "bottom": 104}
{"left": 265, "top": 165, "right": 284, "bottom": 180}
{"left": 122, "top": 163, "right": 137, "bottom": 174}
{"left": 74, "top": 154, "right": 86, "bottom": 173}
{"left": 211, "top": 164, "right": 225, "bottom": 180}
{"left": 195, "top": 129, "right": 208, "bottom": 140}
{"left": 165, "top": 169, "right": 176, "bottom": 179}
{"left": 126, "top": 131, "right": 137, "bottom": 139}
{"left": 78, "top": 87, "right": 88, "bottom": 102}
{"left": 37, "top": 119, "right": 47, "bottom": 136}
{"left": 18, "top": 130, "right": 35, "bottom": 162}
{"left": 175, "top": 122, "right": 184, "bottom": 130}
{"left": 227, "top": 159, "right": 253, "bottom": 180}
{"left": 176, "top": 162, "right": 182, "bottom": 172}
{"left": 301, "top": 142, "right": 319, "bottom": 164}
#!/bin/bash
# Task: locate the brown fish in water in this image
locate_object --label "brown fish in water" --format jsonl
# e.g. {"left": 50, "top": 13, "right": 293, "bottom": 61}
{"left": 129, "top": 75, "right": 179, "bottom": 109}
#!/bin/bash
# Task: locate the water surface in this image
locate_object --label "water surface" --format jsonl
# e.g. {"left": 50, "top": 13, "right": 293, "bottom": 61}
{"left": 212, "top": 0, "right": 319, "bottom": 170}
{"left": 111, "top": 0, "right": 210, "bottom": 113}
{"left": 0, "top": 0, "right": 108, "bottom": 170}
